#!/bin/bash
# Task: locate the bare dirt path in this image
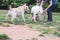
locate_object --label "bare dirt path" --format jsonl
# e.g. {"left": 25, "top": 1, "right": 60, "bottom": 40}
{"left": 0, "top": 24, "right": 60, "bottom": 40}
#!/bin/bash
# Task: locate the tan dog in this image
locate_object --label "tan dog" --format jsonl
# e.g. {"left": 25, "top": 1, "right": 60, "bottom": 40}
{"left": 5, "top": 4, "right": 29, "bottom": 23}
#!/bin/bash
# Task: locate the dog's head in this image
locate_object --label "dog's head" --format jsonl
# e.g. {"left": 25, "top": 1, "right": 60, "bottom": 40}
{"left": 23, "top": 4, "right": 30, "bottom": 11}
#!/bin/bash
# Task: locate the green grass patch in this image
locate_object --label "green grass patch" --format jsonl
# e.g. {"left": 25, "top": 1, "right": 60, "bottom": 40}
{"left": 53, "top": 31, "right": 60, "bottom": 37}
{"left": 0, "top": 34, "right": 10, "bottom": 40}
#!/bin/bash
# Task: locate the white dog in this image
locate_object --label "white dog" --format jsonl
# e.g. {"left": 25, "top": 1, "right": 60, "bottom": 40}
{"left": 31, "top": 5, "right": 43, "bottom": 22}
{"left": 5, "top": 4, "right": 29, "bottom": 23}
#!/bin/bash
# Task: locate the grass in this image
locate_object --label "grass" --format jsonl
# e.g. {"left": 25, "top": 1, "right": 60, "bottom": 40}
{"left": 0, "top": 10, "right": 60, "bottom": 37}
{"left": 0, "top": 34, "right": 10, "bottom": 40}
{"left": 53, "top": 31, "right": 60, "bottom": 37}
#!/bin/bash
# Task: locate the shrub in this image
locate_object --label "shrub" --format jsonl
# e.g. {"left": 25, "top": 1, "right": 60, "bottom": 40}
{"left": 0, "top": 34, "right": 10, "bottom": 40}
{"left": 53, "top": 31, "right": 60, "bottom": 37}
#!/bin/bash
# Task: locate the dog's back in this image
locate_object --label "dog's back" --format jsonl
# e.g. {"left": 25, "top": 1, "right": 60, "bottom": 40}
{"left": 31, "top": 5, "right": 43, "bottom": 14}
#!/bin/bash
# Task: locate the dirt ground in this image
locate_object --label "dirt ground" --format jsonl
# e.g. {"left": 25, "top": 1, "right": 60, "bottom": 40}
{"left": 0, "top": 24, "right": 60, "bottom": 40}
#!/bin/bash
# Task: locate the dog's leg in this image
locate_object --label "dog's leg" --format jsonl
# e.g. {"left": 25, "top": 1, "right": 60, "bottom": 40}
{"left": 30, "top": 13, "right": 33, "bottom": 21}
{"left": 11, "top": 17, "right": 15, "bottom": 23}
{"left": 11, "top": 15, "right": 16, "bottom": 23}
{"left": 5, "top": 15, "right": 8, "bottom": 20}
{"left": 5, "top": 12, "right": 9, "bottom": 21}
{"left": 21, "top": 14, "right": 25, "bottom": 22}
{"left": 33, "top": 13, "right": 36, "bottom": 22}
{"left": 36, "top": 14, "right": 39, "bottom": 21}
{"left": 39, "top": 13, "right": 42, "bottom": 21}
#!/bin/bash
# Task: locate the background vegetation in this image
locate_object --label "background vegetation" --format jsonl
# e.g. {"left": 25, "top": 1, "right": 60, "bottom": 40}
{"left": 0, "top": 0, "right": 60, "bottom": 12}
